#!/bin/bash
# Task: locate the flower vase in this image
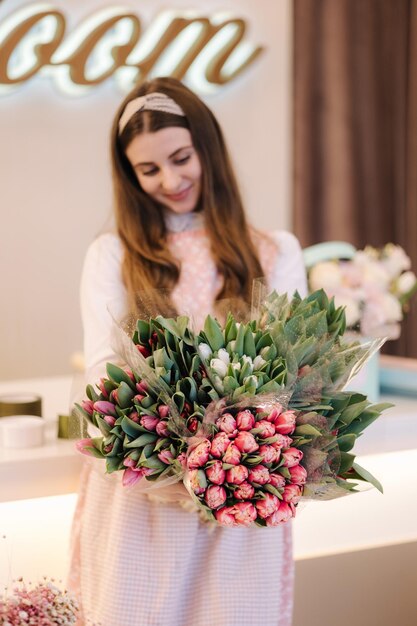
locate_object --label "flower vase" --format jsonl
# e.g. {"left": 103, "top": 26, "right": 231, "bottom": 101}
{"left": 344, "top": 337, "right": 380, "bottom": 403}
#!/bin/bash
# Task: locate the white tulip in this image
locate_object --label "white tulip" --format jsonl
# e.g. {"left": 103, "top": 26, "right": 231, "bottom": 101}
{"left": 217, "top": 348, "right": 230, "bottom": 365}
{"left": 396, "top": 271, "right": 417, "bottom": 295}
{"left": 199, "top": 343, "right": 212, "bottom": 360}
{"left": 210, "top": 358, "right": 228, "bottom": 378}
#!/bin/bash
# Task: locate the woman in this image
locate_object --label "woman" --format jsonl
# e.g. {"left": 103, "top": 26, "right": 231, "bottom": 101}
{"left": 69, "top": 76, "right": 307, "bottom": 626}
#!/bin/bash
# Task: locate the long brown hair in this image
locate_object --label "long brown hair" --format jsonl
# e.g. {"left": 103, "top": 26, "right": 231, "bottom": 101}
{"left": 110, "top": 76, "right": 265, "bottom": 315}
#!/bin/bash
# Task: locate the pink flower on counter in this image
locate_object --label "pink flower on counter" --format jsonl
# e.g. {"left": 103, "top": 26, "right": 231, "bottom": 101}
{"left": 289, "top": 464, "right": 307, "bottom": 485}
{"left": 235, "top": 409, "right": 255, "bottom": 431}
{"left": 255, "top": 493, "right": 280, "bottom": 519}
{"left": 210, "top": 432, "right": 230, "bottom": 458}
{"left": 226, "top": 465, "right": 249, "bottom": 485}
{"left": 255, "top": 420, "right": 276, "bottom": 439}
{"left": 248, "top": 465, "right": 270, "bottom": 485}
{"left": 222, "top": 443, "right": 241, "bottom": 465}
{"left": 268, "top": 473, "right": 286, "bottom": 489}
{"left": 205, "top": 485, "right": 227, "bottom": 509}
{"left": 158, "top": 404, "right": 170, "bottom": 418}
{"left": 216, "top": 412, "right": 238, "bottom": 436}
{"left": 157, "top": 449, "right": 174, "bottom": 464}
{"left": 140, "top": 414, "right": 160, "bottom": 431}
{"left": 206, "top": 460, "right": 226, "bottom": 485}
{"left": 266, "top": 501, "right": 294, "bottom": 526}
{"left": 282, "top": 484, "right": 302, "bottom": 504}
{"left": 188, "top": 469, "right": 208, "bottom": 495}
{"left": 234, "top": 431, "right": 259, "bottom": 453}
{"left": 156, "top": 421, "right": 170, "bottom": 437}
{"left": 93, "top": 400, "right": 117, "bottom": 416}
{"left": 187, "top": 439, "right": 212, "bottom": 469}
{"left": 273, "top": 410, "right": 296, "bottom": 435}
{"left": 281, "top": 447, "right": 304, "bottom": 468}
{"left": 234, "top": 481, "right": 255, "bottom": 500}
{"left": 258, "top": 444, "right": 280, "bottom": 464}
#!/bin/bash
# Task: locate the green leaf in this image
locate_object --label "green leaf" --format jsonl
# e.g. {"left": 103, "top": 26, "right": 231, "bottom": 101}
{"left": 336, "top": 433, "right": 357, "bottom": 452}
{"left": 243, "top": 327, "right": 257, "bottom": 359}
{"left": 125, "top": 432, "right": 158, "bottom": 449}
{"left": 106, "top": 363, "right": 136, "bottom": 390}
{"left": 351, "top": 462, "right": 383, "bottom": 493}
{"left": 203, "top": 316, "right": 225, "bottom": 351}
{"left": 121, "top": 416, "right": 147, "bottom": 438}
{"left": 295, "top": 424, "right": 323, "bottom": 437}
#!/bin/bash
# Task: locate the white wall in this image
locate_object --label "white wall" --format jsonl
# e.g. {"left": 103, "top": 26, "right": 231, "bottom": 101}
{"left": 0, "top": 0, "right": 292, "bottom": 380}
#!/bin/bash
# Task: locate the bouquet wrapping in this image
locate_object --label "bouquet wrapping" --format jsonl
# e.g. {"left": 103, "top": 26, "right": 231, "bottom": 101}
{"left": 74, "top": 284, "right": 389, "bottom": 527}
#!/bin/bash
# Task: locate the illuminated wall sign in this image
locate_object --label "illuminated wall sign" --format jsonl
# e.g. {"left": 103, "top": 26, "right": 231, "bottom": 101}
{"left": 0, "top": 3, "right": 265, "bottom": 95}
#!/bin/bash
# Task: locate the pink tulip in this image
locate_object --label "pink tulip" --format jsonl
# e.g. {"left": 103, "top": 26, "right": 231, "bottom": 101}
{"left": 215, "top": 506, "right": 237, "bottom": 526}
{"left": 234, "top": 481, "right": 255, "bottom": 500}
{"left": 187, "top": 417, "right": 198, "bottom": 434}
{"left": 226, "top": 465, "right": 249, "bottom": 485}
{"left": 205, "top": 485, "right": 227, "bottom": 509}
{"left": 258, "top": 444, "right": 280, "bottom": 464}
{"left": 75, "top": 438, "right": 96, "bottom": 456}
{"left": 232, "top": 502, "right": 257, "bottom": 526}
{"left": 222, "top": 443, "right": 241, "bottom": 466}
{"left": 158, "top": 404, "right": 170, "bottom": 418}
{"left": 81, "top": 400, "right": 94, "bottom": 415}
{"left": 265, "top": 501, "right": 294, "bottom": 526}
{"left": 268, "top": 473, "right": 286, "bottom": 489}
{"left": 136, "top": 344, "right": 151, "bottom": 357}
{"left": 136, "top": 380, "right": 149, "bottom": 393}
{"left": 98, "top": 379, "right": 109, "bottom": 399}
{"left": 235, "top": 409, "right": 255, "bottom": 431}
{"left": 123, "top": 457, "right": 137, "bottom": 468}
{"left": 156, "top": 421, "right": 170, "bottom": 437}
{"left": 282, "top": 484, "right": 302, "bottom": 504}
{"left": 93, "top": 400, "right": 117, "bottom": 416}
{"left": 216, "top": 412, "right": 238, "bottom": 436}
{"left": 122, "top": 467, "right": 144, "bottom": 487}
{"left": 234, "top": 431, "right": 259, "bottom": 454}
{"left": 177, "top": 452, "right": 187, "bottom": 469}
{"left": 255, "top": 493, "right": 280, "bottom": 519}
{"left": 158, "top": 449, "right": 174, "bottom": 465}
{"left": 187, "top": 439, "right": 211, "bottom": 469}
{"left": 188, "top": 469, "right": 208, "bottom": 495}
{"left": 210, "top": 432, "right": 230, "bottom": 458}
{"left": 129, "top": 410, "right": 140, "bottom": 423}
{"left": 248, "top": 465, "right": 270, "bottom": 485}
{"left": 281, "top": 447, "right": 304, "bottom": 468}
{"left": 255, "top": 420, "right": 276, "bottom": 439}
{"left": 272, "top": 434, "right": 293, "bottom": 449}
{"left": 104, "top": 443, "right": 113, "bottom": 453}
{"left": 206, "top": 460, "right": 226, "bottom": 485}
{"left": 134, "top": 394, "right": 145, "bottom": 404}
{"left": 273, "top": 410, "right": 297, "bottom": 435}
{"left": 140, "top": 414, "right": 160, "bottom": 431}
{"left": 264, "top": 405, "right": 284, "bottom": 422}
{"left": 289, "top": 464, "right": 308, "bottom": 485}
{"left": 125, "top": 368, "right": 135, "bottom": 382}
{"left": 103, "top": 415, "right": 116, "bottom": 427}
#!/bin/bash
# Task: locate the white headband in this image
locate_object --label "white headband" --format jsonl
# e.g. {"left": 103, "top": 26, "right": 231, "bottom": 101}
{"left": 118, "top": 92, "right": 186, "bottom": 135}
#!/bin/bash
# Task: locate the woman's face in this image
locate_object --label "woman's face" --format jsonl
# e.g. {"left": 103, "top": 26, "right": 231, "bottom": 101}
{"left": 125, "top": 126, "right": 202, "bottom": 214}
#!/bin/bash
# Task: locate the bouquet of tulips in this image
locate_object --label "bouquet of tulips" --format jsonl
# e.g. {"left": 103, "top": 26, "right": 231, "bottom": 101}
{"left": 75, "top": 288, "right": 390, "bottom": 527}
{"left": 308, "top": 243, "right": 417, "bottom": 339}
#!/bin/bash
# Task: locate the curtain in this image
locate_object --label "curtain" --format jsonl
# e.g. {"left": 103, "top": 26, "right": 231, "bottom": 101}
{"left": 293, "top": 0, "right": 417, "bottom": 357}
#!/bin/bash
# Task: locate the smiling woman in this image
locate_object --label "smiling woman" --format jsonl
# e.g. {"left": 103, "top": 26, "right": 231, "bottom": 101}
{"left": 125, "top": 127, "right": 202, "bottom": 215}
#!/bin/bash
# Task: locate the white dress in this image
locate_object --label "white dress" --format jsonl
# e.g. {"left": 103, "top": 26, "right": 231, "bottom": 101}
{"left": 68, "top": 225, "right": 307, "bottom": 626}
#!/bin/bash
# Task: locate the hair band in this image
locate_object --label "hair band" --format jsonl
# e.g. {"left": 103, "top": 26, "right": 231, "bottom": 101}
{"left": 118, "top": 92, "right": 186, "bottom": 135}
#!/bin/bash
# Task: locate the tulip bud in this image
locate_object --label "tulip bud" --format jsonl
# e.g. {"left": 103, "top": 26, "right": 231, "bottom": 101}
{"left": 248, "top": 465, "right": 270, "bottom": 485}
{"left": 210, "top": 432, "right": 230, "bottom": 458}
{"left": 234, "top": 481, "right": 255, "bottom": 500}
{"left": 140, "top": 414, "right": 160, "bottom": 431}
{"left": 266, "top": 501, "right": 294, "bottom": 526}
{"left": 188, "top": 469, "right": 208, "bottom": 495}
{"left": 205, "top": 485, "right": 227, "bottom": 509}
{"left": 234, "top": 431, "right": 259, "bottom": 454}
{"left": 216, "top": 412, "right": 237, "bottom": 436}
{"left": 222, "top": 443, "right": 241, "bottom": 466}
{"left": 235, "top": 410, "right": 255, "bottom": 431}
{"left": 225, "top": 465, "right": 249, "bottom": 485}
{"left": 255, "top": 493, "right": 280, "bottom": 519}
{"left": 281, "top": 447, "right": 304, "bottom": 468}
{"left": 206, "top": 460, "right": 226, "bottom": 485}
{"left": 187, "top": 439, "right": 211, "bottom": 469}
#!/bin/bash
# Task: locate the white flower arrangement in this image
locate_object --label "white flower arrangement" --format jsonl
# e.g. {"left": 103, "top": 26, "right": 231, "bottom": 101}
{"left": 308, "top": 244, "right": 417, "bottom": 339}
